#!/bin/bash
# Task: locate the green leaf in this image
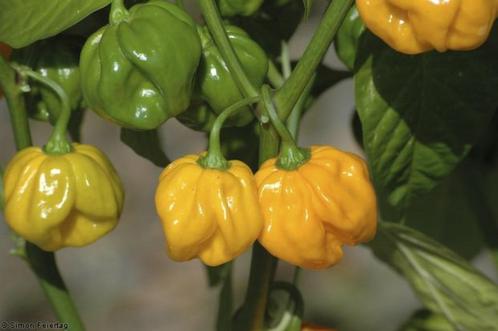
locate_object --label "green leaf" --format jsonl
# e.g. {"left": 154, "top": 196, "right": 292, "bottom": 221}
{"left": 371, "top": 222, "right": 498, "bottom": 331}
{"left": 302, "top": 0, "right": 313, "bottom": 20}
{"left": 355, "top": 28, "right": 498, "bottom": 217}
{"left": 0, "top": 0, "right": 111, "bottom": 48}
{"left": 404, "top": 161, "right": 484, "bottom": 259}
{"left": 120, "top": 129, "right": 170, "bottom": 168}
{"left": 311, "top": 64, "right": 351, "bottom": 98}
{"left": 399, "top": 310, "right": 454, "bottom": 331}
{"left": 232, "top": 0, "right": 304, "bottom": 57}
{"left": 335, "top": 6, "right": 365, "bottom": 71}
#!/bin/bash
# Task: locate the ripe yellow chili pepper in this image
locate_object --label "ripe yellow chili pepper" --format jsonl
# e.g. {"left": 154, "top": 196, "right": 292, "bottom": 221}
{"left": 3, "top": 144, "right": 124, "bottom": 251}
{"left": 356, "top": 0, "right": 498, "bottom": 54}
{"left": 255, "top": 145, "right": 377, "bottom": 269}
{"left": 155, "top": 154, "right": 263, "bottom": 266}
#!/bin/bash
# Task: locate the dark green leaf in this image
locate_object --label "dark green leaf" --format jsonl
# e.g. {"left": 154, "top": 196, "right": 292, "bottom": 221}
{"left": 399, "top": 310, "right": 454, "bottom": 331}
{"left": 371, "top": 222, "right": 498, "bottom": 331}
{"left": 335, "top": 6, "right": 365, "bottom": 71}
{"left": 232, "top": 0, "right": 304, "bottom": 57}
{"left": 120, "top": 129, "right": 170, "bottom": 168}
{"left": 355, "top": 28, "right": 498, "bottom": 217}
{"left": 311, "top": 64, "right": 351, "bottom": 98}
{"left": 404, "top": 162, "right": 484, "bottom": 259}
{"left": 0, "top": 0, "right": 111, "bottom": 48}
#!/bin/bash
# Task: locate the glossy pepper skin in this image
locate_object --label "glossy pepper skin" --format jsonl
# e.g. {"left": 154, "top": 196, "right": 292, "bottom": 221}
{"left": 12, "top": 37, "right": 83, "bottom": 123}
{"left": 177, "top": 25, "right": 268, "bottom": 131}
{"left": 3, "top": 144, "right": 124, "bottom": 251}
{"left": 255, "top": 145, "right": 377, "bottom": 269}
{"left": 155, "top": 154, "right": 263, "bottom": 266}
{"left": 80, "top": 0, "right": 201, "bottom": 130}
{"left": 357, "top": 0, "right": 498, "bottom": 54}
{"left": 219, "top": 0, "right": 263, "bottom": 16}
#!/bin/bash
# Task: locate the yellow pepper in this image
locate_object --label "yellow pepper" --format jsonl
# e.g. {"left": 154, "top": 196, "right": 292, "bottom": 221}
{"left": 3, "top": 143, "right": 124, "bottom": 251}
{"left": 155, "top": 154, "right": 263, "bottom": 266}
{"left": 356, "top": 0, "right": 498, "bottom": 54}
{"left": 255, "top": 145, "right": 377, "bottom": 269}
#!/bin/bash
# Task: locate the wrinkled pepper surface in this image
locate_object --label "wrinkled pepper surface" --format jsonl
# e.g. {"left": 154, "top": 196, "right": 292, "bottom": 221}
{"left": 178, "top": 25, "right": 268, "bottom": 131}
{"left": 155, "top": 154, "right": 263, "bottom": 266}
{"left": 356, "top": 0, "right": 498, "bottom": 54}
{"left": 219, "top": 0, "right": 263, "bottom": 16}
{"left": 80, "top": 0, "right": 201, "bottom": 130}
{"left": 3, "top": 144, "right": 124, "bottom": 251}
{"left": 12, "top": 37, "right": 83, "bottom": 122}
{"left": 255, "top": 145, "right": 377, "bottom": 269}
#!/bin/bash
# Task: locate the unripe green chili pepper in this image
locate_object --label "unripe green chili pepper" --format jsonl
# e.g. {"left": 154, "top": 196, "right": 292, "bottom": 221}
{"left": 218, "top": 0, "right": 264, "bottom": 16}
{"left": 80, "top": 0, "right": 202, "bottom": 130}
{"left": 177, "top": 25, "right": 268, "bottom": 131}
{"left": 12, "top": 37, "right": 83, "bottom": 123}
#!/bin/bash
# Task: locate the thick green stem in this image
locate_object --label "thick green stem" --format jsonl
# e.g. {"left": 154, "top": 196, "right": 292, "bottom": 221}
{"left": 198, "top": 96, "right": 260, "bottom": 169}
{"left": 14, "top": 66, "right": 73, "bottom": 155}
{"left": 198, "top": 0, "right": 259, "bottom": 98}
{"left": 25, "top": 243, "right": 85, "bottom": 330}
{"left": 274, "top": 0, "right": 353, "bottom": 119}
{"left": 0, "top": 56, "right": 31, "bottom": 148}
{"left": 261, "top": 85, "right": 309, "bottom": 170}
{"left": 110, "top": 0, "right": 129, "bottom": 25}
{"left": 0, "top": 57, "right": 85, "bottom": 331}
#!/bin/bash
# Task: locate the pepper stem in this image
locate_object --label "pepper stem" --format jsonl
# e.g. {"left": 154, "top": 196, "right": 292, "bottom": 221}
{"left": 13, "top": 65, "right": 73, "bottom": 155}
{"left": 198, "top": 96, "right": 261, "bottom": 170}
{"left": 261, "top": 85, "right": 310, "bottom": 170}
{"left": 110, "top": 0, "right": 129, "bottom": 25}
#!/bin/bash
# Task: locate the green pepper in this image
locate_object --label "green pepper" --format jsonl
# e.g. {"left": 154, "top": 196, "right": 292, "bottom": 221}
{"left": 12, "top": 37, "right": 83, "bottom": 123}
{"left": 218, "top": 0, "right": 264, "bottom": 16}
{"left": 80, "top": 0, "right": 201, "bottom": 130}
{"left": 177, "top": 25, "right": 268, "bottom": 131}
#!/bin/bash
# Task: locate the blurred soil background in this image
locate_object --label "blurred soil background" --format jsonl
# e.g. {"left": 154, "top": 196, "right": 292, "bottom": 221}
{"left": 0, "top": 2, "right": 496, "bottom": 330}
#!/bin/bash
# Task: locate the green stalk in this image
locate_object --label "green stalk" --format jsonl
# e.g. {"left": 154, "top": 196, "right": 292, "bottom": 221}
{"left": 198, "top": 96, "right": 260, "bottom": 169}
{"left": 14, "top": 66, "right": 73, "bottom": 155}
{"left": 274, "top": 0, "right": 353, "bottom": 119}
{"left": 198, "top": 0, "right": 259, "bottom": 98}
{"left": 1, "top": 57, "right": 85, "bottom": 331}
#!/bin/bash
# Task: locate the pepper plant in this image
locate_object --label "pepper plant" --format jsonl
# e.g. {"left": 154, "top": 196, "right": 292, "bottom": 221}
{"left": 0, "top": 0, "right": 498, "bottom": 330}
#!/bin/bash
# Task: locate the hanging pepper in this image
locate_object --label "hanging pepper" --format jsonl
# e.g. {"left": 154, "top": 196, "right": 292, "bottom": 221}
{"left": 3, "top": 67, "right": 124, "bottom": 251}
{"left": 155, "top": 98, "right": 263, "bottom": 266}
{"left": 356, "top": 0, "right": 498, "bottom": 54}
{"left": 3, "top": 144, "right": 125, "bottom": 251}
{"left": 255, "top": 86, "right": 377, "bottom": 269}
{"left": 80, "top": 0, "right": 201, "bottom": 130}
{"left": 177, "top": 25, "right": 268, "bottom": 131}
{"left": 218, "top": 0, "right": 264, "bottom": 16}
{"left": 12, "top": 37, "right": 83, "bottom": 123}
